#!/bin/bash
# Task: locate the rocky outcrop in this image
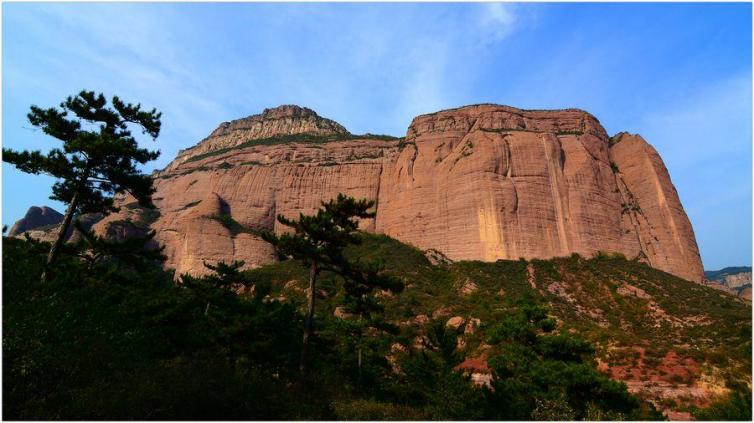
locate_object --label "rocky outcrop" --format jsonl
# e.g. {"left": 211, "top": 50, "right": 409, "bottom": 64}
{"left": 609, "top": 133, "right": 704, "bottom": 283}
{"left": 47, "top": 104, "right": 701, "bottom": 281}
{"left": 705, "top": 267, "right": 751, "bottom": 289}
{"left": 8, "top": 206, "right": 63, "bottom": 236}
{"left": 166, "top": 105, "right": 349, "bottom": 171}
{"left": 9, "top": 207, "right": 102, "bottom": 245}
{"left": 703, "top": 267, "right": 752, "bottom": 299}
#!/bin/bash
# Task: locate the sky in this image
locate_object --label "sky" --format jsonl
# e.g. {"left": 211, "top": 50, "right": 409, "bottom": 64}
{"left": 2, "top": 2, "right": 751, "bottom": 270}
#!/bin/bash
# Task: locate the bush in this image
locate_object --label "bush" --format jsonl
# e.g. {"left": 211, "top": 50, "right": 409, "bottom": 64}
{"left": 692, "top": 389, "right": 752, "bottom": 421}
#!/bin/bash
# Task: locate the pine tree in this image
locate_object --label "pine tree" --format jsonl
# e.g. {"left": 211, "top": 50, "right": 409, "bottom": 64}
{"left": 261, "top": 194, "right": 375, "bottom": 373}
{"left": 339, "top": 258, "right": 403, "bottom": 384}
{"left": 3, "top": 91, "right": 161, "bottom": 282}
{"left": 203, "top": 260, "right": 248, "bottom": 291}
{"left": 198, "top": 260, "right": 256, "bottom": 315}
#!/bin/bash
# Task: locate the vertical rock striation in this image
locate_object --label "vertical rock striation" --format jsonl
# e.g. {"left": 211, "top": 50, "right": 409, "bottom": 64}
{"left": 16, "top": 104, "right": 700, "bottom": 281}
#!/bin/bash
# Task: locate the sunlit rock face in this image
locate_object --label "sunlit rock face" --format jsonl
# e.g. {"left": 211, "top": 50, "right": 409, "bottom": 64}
{"left": 375, "top": 105, "right": 702, "bottom": 283}
{"left": 82, "top": 104, "right": 702, "bottom": 281}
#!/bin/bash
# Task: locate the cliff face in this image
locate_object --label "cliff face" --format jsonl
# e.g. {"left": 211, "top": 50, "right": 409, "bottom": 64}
{"left": 703, "top": 267, "right": 752, "bottom": 299}
{"left": 81, "top": 104, "right": 704, "bottom": 281}
{"left": 374, "top": 105, "right": 702, "bottom": 282}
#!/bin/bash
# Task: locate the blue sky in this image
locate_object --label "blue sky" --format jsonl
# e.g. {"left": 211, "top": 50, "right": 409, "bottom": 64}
{"left": 2, "top": 2, "right": 751, "bottom": 270}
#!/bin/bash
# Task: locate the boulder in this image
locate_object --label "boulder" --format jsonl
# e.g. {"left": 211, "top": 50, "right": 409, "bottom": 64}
{"left": 446, "top": 316, "right": 466, "bottom": 332}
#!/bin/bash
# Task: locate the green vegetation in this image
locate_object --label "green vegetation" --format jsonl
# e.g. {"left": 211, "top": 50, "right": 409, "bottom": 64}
{"left": 217, "top": 161, "right": 234, "bottom": 169}
{"left": 4, "top": 235, "right": 301, "bottom": 420}
{"left": 690, "top": 387, "right": 752, "bottom": 421}
{"left": 2, "top": 91, "right": 161, "bottom": 282}
{"left": 4, "top": 191, "right": 750, "bottom": 419}
{"left": 261, "top": 194, "right": 398, "bottom": 373}
{"left": 5, "top": 231, "right": 662, "bottom": 419}
{"left": 353, "top": 133, "right": 402, "bottom": 141}
{"left": 397, "top": 139, "right": 416, "bottom": 150}
{"left": 241, "top": 160, "right": 266, "bottom": 166}
{"left": 185, "top": 133, "right": 402, "bottom": 164}
{"left": 179, "top": 200, "right": 202, "bottom": 210}
{"left": 483, "top": 298, "right": 656, "bottom": 420}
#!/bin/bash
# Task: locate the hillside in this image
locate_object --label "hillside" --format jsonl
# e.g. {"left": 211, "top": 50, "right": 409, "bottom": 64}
{"left": 246, "top": 233, "right": 750, "bottom": 419}
{"left": 4, "top": 229, "right": 749, "bottom": 420}
{"left": 5, "top": 102, "right": 739, "bottom": 420}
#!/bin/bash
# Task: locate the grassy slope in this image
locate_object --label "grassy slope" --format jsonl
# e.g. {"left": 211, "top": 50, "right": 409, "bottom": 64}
{"left": 247, "top": 233, "right": 752, "bottom": 415}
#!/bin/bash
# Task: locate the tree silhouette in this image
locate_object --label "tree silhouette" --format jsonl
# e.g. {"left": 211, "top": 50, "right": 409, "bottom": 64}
{"left": 339, "top": 258, "right": 403, "bottom": 384}
{"left": 3, "top": 91, "right": 161, "bottom": 282}
{"left": 261, "top": 194, "right": 375, "bottom": 373}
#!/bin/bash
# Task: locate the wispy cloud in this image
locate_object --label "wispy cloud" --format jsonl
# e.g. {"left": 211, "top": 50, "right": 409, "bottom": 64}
{"left": 479, "top": 3, "right": 519, "bottom": 42}
{"left": 3, "top": 3, "right": 750, "bottom": 270}
{"left": 3, "top": 3, "right": 233, "bottom": 167}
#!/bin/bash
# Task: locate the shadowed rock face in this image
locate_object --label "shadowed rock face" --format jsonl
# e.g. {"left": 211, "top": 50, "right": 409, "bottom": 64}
{"left": 8, "top": 206, "right": 63, "bottom": 236}
{"left": 79, "top": 104, "right": 702, "bottom": 281}
{"left": 10, "top": 211, "right": 102, "bottom": 244}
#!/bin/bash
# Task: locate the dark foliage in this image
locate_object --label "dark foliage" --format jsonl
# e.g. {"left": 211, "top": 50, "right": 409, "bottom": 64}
{"left": 4, "top": 91, "right": 161, "bottom": 214}
{"left": 3, "top": 236, "right": 300, "bottom": 420}
{"left": 3, "top": 91, "right": 162, "bottom": 278}
{"left": 484, "top": 298, "right": 662, "bottom": 420}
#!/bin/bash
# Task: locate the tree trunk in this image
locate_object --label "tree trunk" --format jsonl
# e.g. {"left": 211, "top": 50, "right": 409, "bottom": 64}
{"left": 299, "top": 261, "right": 318, "bottom": 374}
{"left": 357, "top": 313, "right": 363, "bottom": 387}
{"left": 358, "top": 346, "right": 362, "bottom": 386}
{"left": 41, "top": 191, "right": 80, "bottom": 283}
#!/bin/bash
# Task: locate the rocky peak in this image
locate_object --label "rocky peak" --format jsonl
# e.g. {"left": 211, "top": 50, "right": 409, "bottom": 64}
{"left": 95, "top": 102, "right": 703, "bottom": 283}
{"left": 207, "top": 105, "right": 349, "bottom": 139}
{"left": 8, "top": 206, "right": 63, "bottom": 236}
{"left": 168, "top": 105, "right": 349, "bottom": 170}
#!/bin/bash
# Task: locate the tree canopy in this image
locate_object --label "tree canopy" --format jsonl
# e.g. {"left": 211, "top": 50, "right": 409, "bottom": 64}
{"left": 3, "top": 90, "right": 162, "bottom": 279}
{"left": 3, "top": 90, "right": 162, "bottom": 213}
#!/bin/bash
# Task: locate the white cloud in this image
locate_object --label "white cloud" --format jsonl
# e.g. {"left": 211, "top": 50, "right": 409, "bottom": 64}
{"left": 480, "top": 3, "right": 518, "bottom": 42}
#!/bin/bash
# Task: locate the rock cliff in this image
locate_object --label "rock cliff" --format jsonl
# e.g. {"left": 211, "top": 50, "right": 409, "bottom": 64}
{"left": 704, "top": 267, "right": 752, "bottom": 299}
{"left": 14, "top": 104, "right": 704, "bottom": 282}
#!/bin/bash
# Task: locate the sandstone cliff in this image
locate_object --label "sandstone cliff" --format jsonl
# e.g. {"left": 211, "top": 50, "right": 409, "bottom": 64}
{"left": 703, "top": 267, "right": 752, "bottom": 299}
{"left": 14, "top": 104, "right": 704, "bottom": 282}
{"left": 166, "top": 105, "right": 349, "bottom": 171}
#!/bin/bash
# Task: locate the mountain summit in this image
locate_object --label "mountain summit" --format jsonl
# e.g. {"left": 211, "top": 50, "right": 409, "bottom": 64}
{"left": 168, "top": 105, "right": 349, "bottom": 170}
